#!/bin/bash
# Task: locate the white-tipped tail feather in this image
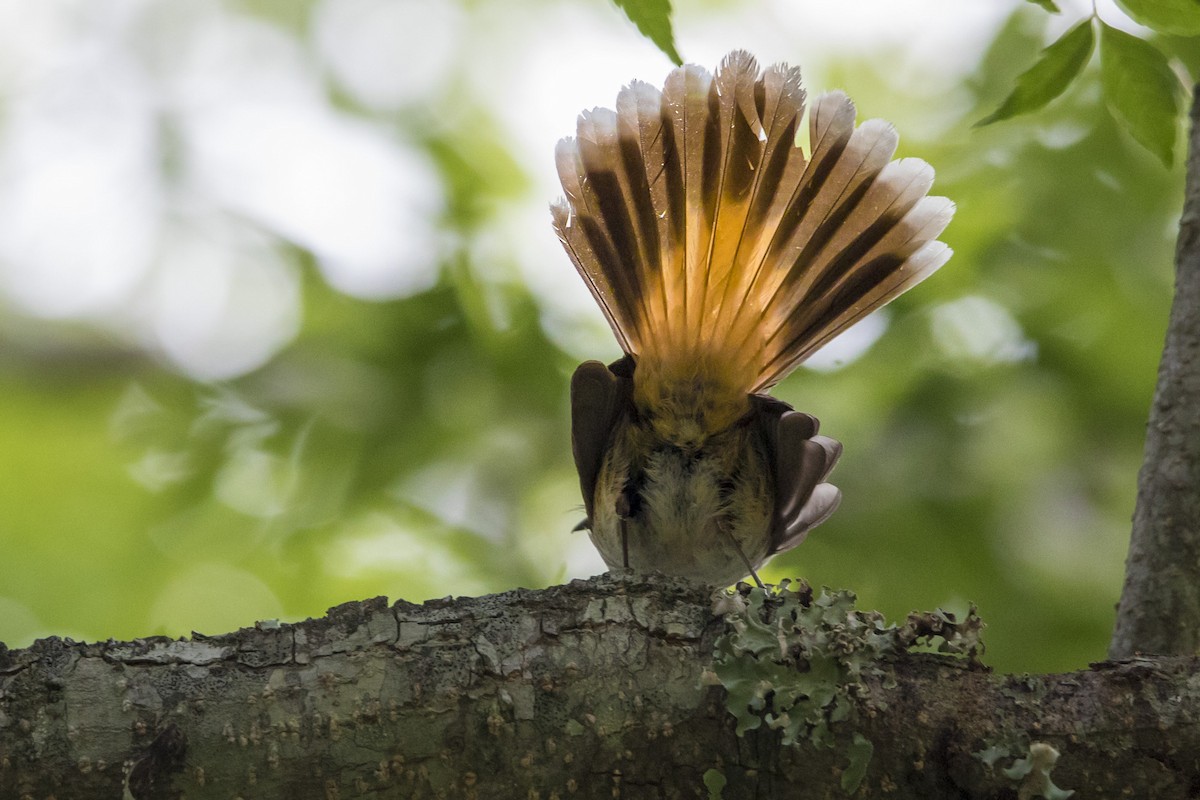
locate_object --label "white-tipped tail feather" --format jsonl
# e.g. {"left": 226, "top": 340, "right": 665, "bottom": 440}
{"left": 553, "top": 51, "right": 953, "bottom": 444}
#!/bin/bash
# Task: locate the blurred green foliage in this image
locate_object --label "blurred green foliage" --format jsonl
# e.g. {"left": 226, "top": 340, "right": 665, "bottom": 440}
{"left": 976, "top": 3, "right": 1186, "bottom": 166}
{"left": 0, "top": 0, "right": 1187, "bottom": 675}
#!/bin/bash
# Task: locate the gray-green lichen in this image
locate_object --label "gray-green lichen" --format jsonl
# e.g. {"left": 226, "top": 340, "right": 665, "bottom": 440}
{"left": 977, "top": 740, "right": 1074, "bottom": 800}
{"left": 702, "top": 766, "right": 726, "bottom": 798}
{"left": 712, "top": 580, "right": 984, "bottom": 793}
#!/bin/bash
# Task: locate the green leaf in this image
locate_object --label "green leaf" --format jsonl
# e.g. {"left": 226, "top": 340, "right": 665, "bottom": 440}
{"left": 1099, "top": 22, "right": 1181, "bottom": 167}
{"left": 611, "top": 0, "right": 683, "bottom": 65}
{"left": 977, "top": 19, "right": 1094, "bottom": 126}
{"left": 1114, "top": 0, "right": 1200, "bottom": 35}
{"left": 1025, "top": 0, "right": 1061, "bottom": 11}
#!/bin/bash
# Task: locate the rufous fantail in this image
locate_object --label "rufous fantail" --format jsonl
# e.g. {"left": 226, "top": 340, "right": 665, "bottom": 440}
{"left": 553, "top": 51, "right": 953, "bottom": 586}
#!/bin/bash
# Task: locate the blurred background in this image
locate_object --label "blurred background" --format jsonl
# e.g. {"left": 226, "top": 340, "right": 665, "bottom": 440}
{"left": 0, "top": 0, "right": 1189, "bottom": 673}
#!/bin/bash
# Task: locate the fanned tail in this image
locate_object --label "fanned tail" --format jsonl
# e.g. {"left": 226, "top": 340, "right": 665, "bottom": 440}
{"left": 552, "top": 51, "right": 953, "bottom": 445}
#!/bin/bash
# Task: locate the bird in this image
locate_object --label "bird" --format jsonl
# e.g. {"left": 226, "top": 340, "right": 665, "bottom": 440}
{"left": 552, "top": 50, "right": 953, "bottom": 587}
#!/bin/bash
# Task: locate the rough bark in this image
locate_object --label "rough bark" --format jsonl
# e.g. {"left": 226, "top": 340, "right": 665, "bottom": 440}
{"left": 1111, "top": 84, "right": 1200, "bottom": 659}
{"left": 1, "top": 574, "right": 1198, "bottom": 799}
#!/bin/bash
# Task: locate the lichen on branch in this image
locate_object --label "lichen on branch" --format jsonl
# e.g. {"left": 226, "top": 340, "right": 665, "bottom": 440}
{"left": 710, "top": 580, "right": 985, "bottom": 792}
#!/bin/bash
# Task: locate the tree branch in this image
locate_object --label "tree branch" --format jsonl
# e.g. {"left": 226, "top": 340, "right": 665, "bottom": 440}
{"left": 1, "top": 575, "right": 1197, "bottom": 799}
{"left": 1111, "top": 83, "right": 1200, "bottom": 658}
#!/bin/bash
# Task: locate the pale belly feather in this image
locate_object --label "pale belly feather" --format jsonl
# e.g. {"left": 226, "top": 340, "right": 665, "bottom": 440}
{"left": 588, "top": 422, "right": 774, "bottom": 587}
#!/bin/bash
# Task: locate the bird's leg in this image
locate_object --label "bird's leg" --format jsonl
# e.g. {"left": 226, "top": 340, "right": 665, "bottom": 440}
{"left": 621, "top": 517, "right": 630, "bottom": 570}
{"left": 724, "top": 529, "right": 765, "bottom": 589}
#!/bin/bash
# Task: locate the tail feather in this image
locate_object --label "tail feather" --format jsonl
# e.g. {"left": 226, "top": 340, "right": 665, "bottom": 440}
{"left": 552, "top": 51, "right": 953, "bottom": 442}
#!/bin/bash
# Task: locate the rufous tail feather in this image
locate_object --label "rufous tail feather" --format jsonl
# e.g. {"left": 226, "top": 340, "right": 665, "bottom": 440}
{"left": 552, "top": 51, "right": 953, "bottom": 446}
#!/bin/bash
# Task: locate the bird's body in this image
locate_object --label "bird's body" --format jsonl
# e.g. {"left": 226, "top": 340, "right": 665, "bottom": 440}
{"left": 554, "top": 51, "right": 953, "bottom": 585}
{"left": 588, "top": 396, "right": 774, "bottom": 587}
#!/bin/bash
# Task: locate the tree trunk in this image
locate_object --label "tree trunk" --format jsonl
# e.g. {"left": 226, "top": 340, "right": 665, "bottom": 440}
{"left": 1, "top": 574, "right": 1197, "bottom": 799}
{"left": 1111, "top": 83, "right": 1200, "bottom": 659}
